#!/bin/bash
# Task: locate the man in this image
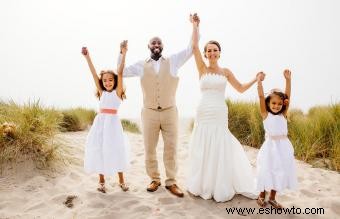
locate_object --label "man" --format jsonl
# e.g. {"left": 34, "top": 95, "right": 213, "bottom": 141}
{"left": 118, "top": 14, "right": 200, "bottom": 197}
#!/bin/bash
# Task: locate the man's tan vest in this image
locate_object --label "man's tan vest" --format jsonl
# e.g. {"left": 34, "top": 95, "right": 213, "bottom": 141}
{"left": 141, "top": 58, "right": 179, "bottom": 110}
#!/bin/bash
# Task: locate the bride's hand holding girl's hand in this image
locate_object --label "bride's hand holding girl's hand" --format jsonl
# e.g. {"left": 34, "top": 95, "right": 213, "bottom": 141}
{"left": 256, "top": 72, "right": 265, "bottom": 81}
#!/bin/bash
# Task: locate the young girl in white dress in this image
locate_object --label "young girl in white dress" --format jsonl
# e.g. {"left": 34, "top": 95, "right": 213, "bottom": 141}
{"left": 81, "top": 41, "right": 130, "bottom": 193}
{"left": 256, "top": 69, "right": 298, "bottom": 208}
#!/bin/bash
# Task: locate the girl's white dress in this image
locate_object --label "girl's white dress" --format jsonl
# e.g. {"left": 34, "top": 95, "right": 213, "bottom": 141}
{"left": 187, "top": 73, "right": 257, "bottom": 202}
{"left": 84, "top": 91, "right": 130, "bottom": 176}
{"left": 256, "top": 113, "right": 298, "bottom": 192}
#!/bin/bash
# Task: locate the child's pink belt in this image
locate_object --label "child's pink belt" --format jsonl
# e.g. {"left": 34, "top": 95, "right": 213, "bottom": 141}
{"left": 100, "top": 109, "right": 117, "bottom": 114}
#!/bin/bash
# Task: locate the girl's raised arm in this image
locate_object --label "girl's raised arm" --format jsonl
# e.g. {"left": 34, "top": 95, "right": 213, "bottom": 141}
{"left": 283, "top": 69, "right": 291, "bottom": 116}
{"left": 225, "top": 69, "right": 263, "bottom": 93}
{"left": 82, "top": 47, "right": 103, "bottom": 95}
{"left": 116, "top": 41, "right": 127, "bottom": 100}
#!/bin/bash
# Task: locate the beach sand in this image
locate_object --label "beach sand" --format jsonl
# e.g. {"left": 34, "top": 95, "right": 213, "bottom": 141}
{"left": 0, "top": 119, "right": 339, "bottom": 218}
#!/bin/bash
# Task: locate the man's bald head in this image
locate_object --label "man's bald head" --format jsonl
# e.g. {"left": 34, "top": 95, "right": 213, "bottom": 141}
{"left": 148, "top": 36, "right": 163, "bottom": 61}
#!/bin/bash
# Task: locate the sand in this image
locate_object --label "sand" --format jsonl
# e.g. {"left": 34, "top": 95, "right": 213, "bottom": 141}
{"left": 0, "top": 119, "right": 339, "bottom": 219}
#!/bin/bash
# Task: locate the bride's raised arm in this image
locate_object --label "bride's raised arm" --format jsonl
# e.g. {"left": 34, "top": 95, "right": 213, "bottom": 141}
{"left": 190, "top": 13, "right": 206, "bottom": 77}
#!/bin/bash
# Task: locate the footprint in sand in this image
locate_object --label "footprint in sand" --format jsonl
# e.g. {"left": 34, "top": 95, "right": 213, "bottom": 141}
{"left": 24, "top": 185, "right": 38, "bottom": 192}
{"left": 134, "top": 205, "right": 152, "bottom": 212}
{"left": 51, "top": 194, "right": 70, "bottom": 202}
{"left": 0, "top": 202, "right": 7, "bottom": 210}
{"left": 298, "top": 176, "right": 304, "bottom": 181}
{"left": 158, "top": 197, "right": 177, "bottom": 205}
{"left": 88, "top": 201, "right": 106, "bottom": 208}
{"left": 69, "top": 172, "right": 81, "bottom": 181}
{"left": 300, "top": 189, "right": 316, "bottom": 198}
{"left": 100, "top": 194, "right": 121, "bottom": 202}
{"left": 63, "top": 195, "right": 77, "bottom": 208}
{"left": 121, "top": 200, "right": 140, "bottom": 206}
{"left": 331, "top": 200, "right": 340, "bottom": 215}
{"left": 25, "top": 202, "right": 47, "bottom": 211}
{"left": 170, "top": 211, "right": 186, "bottom": 217}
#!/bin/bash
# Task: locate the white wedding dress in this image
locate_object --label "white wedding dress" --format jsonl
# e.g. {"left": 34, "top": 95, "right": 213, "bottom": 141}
{"left": 187, "top": 73, "right": 257, "bottom": 202}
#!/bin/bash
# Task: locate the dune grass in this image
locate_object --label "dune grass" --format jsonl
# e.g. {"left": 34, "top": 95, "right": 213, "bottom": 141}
{"left": 0, "top": 102, "right": 97, "bottom": 169}
{"left": 226, "top": 100, "right": 265, "bottom": 148}
{"left": 289, "top": 104, "right": 340, "bottom": 170}
{"left": 59, "top": 109, "right": 141, "bottom": 134}
{"left": 0, "top": 100, "right": 63, "bottom": 168}
{"left": 60, "top": 109, "right": 140, "bottom": 133}
{"left": 60, "top": 108, "right": 96, "bottom": 132}
{"left": 59, "top": 108, "right": 140, "bottom": 133}
{"left": 121, "top": 119, "right": 141, "bottom": 134}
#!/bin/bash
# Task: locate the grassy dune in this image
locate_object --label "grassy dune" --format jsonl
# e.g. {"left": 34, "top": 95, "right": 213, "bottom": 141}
{"left": 226, "top": 100, "right": 265, "bottom": 148}
{"left": 288, "top": 105, "right": 340, "bottom": 170}
{"left": 0, "top": 100, "right": 62, "bottom": 168}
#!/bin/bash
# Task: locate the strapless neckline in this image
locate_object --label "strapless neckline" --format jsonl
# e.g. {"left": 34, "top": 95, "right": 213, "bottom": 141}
{"left": 200, "top": 73, "right": 227, "bottom": 80}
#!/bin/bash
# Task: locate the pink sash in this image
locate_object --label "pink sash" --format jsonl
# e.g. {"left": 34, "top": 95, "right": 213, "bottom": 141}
{"left": 100, "top": 108, "right": 117, "bottom": 114}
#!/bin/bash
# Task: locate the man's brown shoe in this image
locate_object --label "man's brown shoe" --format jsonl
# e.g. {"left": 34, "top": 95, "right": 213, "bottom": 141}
{"left": 165, "top": 184, "right": 184, "bottom": 197}
{"left": 147, "top": 181, "right": 161, "bottom": 192}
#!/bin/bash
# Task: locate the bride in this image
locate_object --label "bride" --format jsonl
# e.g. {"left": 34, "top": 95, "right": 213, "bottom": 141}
{"left": 187, "top": 14, "right": 265, "bottom": 202}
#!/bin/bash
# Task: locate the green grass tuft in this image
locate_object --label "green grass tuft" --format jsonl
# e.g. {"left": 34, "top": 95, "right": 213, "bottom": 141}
{"left": 59, "top": 108, "right": 96, "bottom": 132}
{"left": 121, "top": 119, "right": 141, "bottom": 133}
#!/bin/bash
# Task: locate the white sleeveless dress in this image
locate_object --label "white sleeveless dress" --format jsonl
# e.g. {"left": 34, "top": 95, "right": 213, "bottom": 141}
{"left": 187, "top": 73, "right": 257, "bottom": 202}
{"left": 84, "top": 91, "right": 130, "bottom": 176}
{"left": 256, "top": 113, "right": 298, "bottom": 192}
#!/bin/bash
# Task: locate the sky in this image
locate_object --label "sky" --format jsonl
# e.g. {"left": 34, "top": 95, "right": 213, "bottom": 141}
{"left": 1, "top": 0, "right": 339, "bottom": 118}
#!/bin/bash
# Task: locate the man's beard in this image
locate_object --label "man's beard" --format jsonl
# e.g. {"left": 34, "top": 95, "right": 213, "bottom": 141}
{"left": 150, "top": 47, "right": 163, "bottom": 61}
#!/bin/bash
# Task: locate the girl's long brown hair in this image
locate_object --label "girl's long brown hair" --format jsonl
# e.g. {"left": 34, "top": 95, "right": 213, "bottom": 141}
{"left": 95, "top": 70, "right": 126, "bottom": 100}
{"left": 265, "top": 89, "right": 288, "bottom": 115}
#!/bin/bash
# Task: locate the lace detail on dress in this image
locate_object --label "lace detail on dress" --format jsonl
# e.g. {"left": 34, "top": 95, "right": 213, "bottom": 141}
{"left": 200, "top": 73, "right": 227, "bottom": 93}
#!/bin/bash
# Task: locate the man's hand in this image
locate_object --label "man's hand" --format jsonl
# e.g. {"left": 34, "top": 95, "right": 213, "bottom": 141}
{"left": 190, "top": 13, "right": 200, "bottom": 26}
{"left": 120, "top": 40, "right": 128, "bottom": 54}
{"left": 81, "top": 47, "right": 89, "bottom": 57}
{"left": 283, "top": 69, "right": 291, "bottom": 80}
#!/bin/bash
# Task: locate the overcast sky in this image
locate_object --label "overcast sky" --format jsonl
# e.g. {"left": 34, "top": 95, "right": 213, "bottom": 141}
{"left": 1, "top": 0, "right": 339, "bottom": 118}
